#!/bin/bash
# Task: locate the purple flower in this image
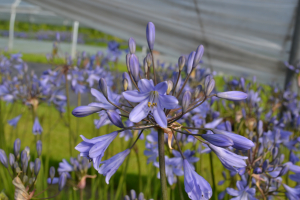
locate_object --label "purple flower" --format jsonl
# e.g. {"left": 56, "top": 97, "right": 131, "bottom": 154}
{"left": 183, "top": 159, "right": 212, "bottom": 200}
{"left": 8, "top": 115, "right": 21, "bottom": 128}
{"left": 216, "top": 91, "right": 248, "bottom": 101}
{"left": 200, "top": 134, "right": 233, "bottom": 148}
{"left": 94, "top": 111, "right": 111, "bottom": 129}
{"left": 72, "top": 106, "right": 102, "bottom": 117}
{"left": 98, "top": 149, "right": 130, "bottom": 184}
{"left": 146, "top": 22, "right": 155, "bottom": 50}
{"left": 123, "top": 79, "right": 178, "bottom": 128}
{"left": 208, "top": 144, "right": 247, "bottom": 171}
{"left": 283, "top": 184, "right": 300, "bottom": 200}
{"left": 0, "top": 149, "right": 8, "bottom": 168}
{"left": 226, "top": 181, "right": 257, "bottom": 200}
{"left": 75, "top": 132, "right": 118, "bottom": 171}
{"left": 32, "top": 117, "right": 43, "bottom": 135}
{"left": 58, "top": 159, "right": 73, "bottom": 173}
{"left": 212, "top": 129, "right": 254, "bottom": 150}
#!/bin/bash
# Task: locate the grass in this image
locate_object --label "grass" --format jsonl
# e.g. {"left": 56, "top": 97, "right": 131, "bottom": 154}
{"left": 0, "top": 99, "right": 228, "bottom": 199}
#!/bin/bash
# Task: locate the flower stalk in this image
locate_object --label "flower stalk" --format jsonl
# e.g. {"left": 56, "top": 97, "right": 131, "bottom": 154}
{"left": 158, "top": 128, "right": 168, "bottom": 200}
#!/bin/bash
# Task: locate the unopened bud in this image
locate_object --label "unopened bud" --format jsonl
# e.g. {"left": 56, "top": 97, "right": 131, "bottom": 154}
{"left": 178, "top": 56, "right": 186, "bottom": 71}
{"left": 122, "top": 72, "right": 132, "bottom": 90}
{"left": 0, "top": 149, "right": 8, "bottom": 168}
{"left": 36, "top": 140, "right": 42, "bottom": 157}
{"left": 23, "top": 175, "right": 28, "bottom": 185}
{"left": 9, "top": 153, "right": 15, "bottom": 167}
{"left": 99, "top": 78, "right": 108, "bottom": 98}
{"left": 194, "top": 85, "right": 202, "bottom": 99}
{"left": 126, "top": 54, "right": 130, "bottom": 71}
{"left": 49, "top": 166, "right": 55, "bottom": 183}
{"left": 28, "top": 178, "right": 33, "bottom": 186}
{"left": 278, "top": 165, "right": 289, "bottom": 177}
{"left": 187, "top": 51, "right": 196, "bottom": 74}
{"left": 182, "top": 91, "right": 192, "bottom": 113}
{"left": 166, "top": 80, "right": 173, "bottom": 95}
{"left": 262, "top": 159, "right": 269, "bottom": 172}
{"left": 193, "top": 45, "right": 204, "bottom": 68}
{"left": 205, "top": 79, "right": 215, "bottom": 96}
{"left": 128, "top": 37, "right": 136, "bottom": 54}
{"left": 123, "top": 78, "right": 129, "bottom": 91}
{"left": 146, "top": 22, "right": 155, "bottom": 50}
{"left": 30, "top": 162, "right": 34, "bottom": 172}
{"left": 129, "top": 54, "right": 140, "bottom": 82}
{"left": 14, "top": 138, "right": 21, "bottom": 158}
{"left": 204, "top": 75, "right": 212, "bottom": 90}
{"left": 272, "top": 147, "right": 278, "bottom": 159}
{"left": 59, "top": 173, "right": 67, "bottom": 191}
{"left": 34, "top": 158, "right": 41, "bottom": 176}
{"left": 143, "top": 58, "right": 148, "bottom": 75}
{"left": 146, "top": 53, "right": 152, "bottom": 66}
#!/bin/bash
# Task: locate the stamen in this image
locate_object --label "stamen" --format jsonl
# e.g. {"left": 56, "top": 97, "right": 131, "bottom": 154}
{"left": 148, "top": 102, "right": 151, "bottom": 107}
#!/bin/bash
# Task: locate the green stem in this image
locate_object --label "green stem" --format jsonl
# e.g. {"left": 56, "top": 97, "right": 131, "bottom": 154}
{"left": 65, "top": 76, "right": 73, "bottom": 157}
{"left": 0, "top": 101, "right": 6, "bottom": 150}
{"left": 158, "top": 129, "right": 168, "bottom": 200}
{"left": 209, "top": 152, "right": 216, "bottom": 200}
{"left": 134, "top": 147, "right": 142, "bottom": 192}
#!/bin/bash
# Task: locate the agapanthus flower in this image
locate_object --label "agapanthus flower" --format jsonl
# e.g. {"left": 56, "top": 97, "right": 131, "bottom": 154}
{"left": 226, "top": 181, "right": 257, "bottom": 200}
{"left": 208, "top": 144, "right": 247, "bottom": 172}
{"left": 8, "top": 115, "right": 21, "bottom": 128}
{"left": 98, "top": 149, "right": 130, "bottom": 184}
{"left": 75, "top": 132, "right": 118, "bottom": 171}
{"left": 123, "top": 79, "right": 178, "bottom": 128}
{"left": 32, "top": 117, "right": 43, "bottom": 135}
{"left": 183, "top": 159, "right": 212, "bottom": 200}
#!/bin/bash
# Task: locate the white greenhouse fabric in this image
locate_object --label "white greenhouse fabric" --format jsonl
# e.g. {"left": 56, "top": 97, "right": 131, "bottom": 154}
{"left": 19, "top": 0, "right": 300, "bottom": 84}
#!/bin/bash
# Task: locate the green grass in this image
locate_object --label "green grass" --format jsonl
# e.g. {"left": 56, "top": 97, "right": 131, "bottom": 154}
{"left": 0, "top": 100, "right": 228, "bottom": 199}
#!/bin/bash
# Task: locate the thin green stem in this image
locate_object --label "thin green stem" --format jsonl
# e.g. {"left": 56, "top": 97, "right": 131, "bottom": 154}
{"left": 158, "top": 129, "right": 168, "bottom": 200}
{"left": 209, "top": 152, "right": 216, "bottom": 200}
{"left": 65, "top": 76, "right": 73, "bottom": 157}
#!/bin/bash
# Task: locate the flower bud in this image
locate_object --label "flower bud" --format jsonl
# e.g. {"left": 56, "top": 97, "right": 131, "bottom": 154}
{"left": 49, "top": 166, "right": 55, "bottom": 183}
{"left": 23, "top": 175, "right": 28, "bottom": 185}
{"left": 59, "top": 173, "right": 67, "bottom": 191}
{"left": 240, "top": 77, "right": 245, "bottom": 90}
{"left": 21, "top": 150, "right": 28, "bottom": 173}
{"left": 272, "top": 147, "right": 278, "bottom": 159}
{"left": 14, "top": 138, "right": 21, "bottom": 158}
{"left": 122, "top": 72, "right": 132, "bottom": 90}
{"left": 146, "top": 53, "right": 152, "bottom": 66}
{"left": 166, "top": 80, "right": 173, "bottom": 95}
{"left": 36, "top": 140, "right": 42, "bottom": 157}
{"left": 123, "top": 78, "right": 129, "bottom": 91}
{"left": 106, "top": 110, "right": 124, "bottom": 128}
{"left": 205, "top": 79, "right": 215, "bottom": 96}
{"left": 129, "top": 54, "right": 140, "bottom": 82}
{"left": 278, "top": 165, "right": 289, "bottom": 177}
{"left": 128, "top": 37, "right": 136, "bottom": 54}
{"left": 182, "top": 90, "right": 192, "bottom": 113}
{"left": 216, "top": 91, "right": 247, "bottom": 101}
{"left": 193, "top": 45, "right": 204, "bottom": 68}
{"left": 178, "top": 56, "right": 186, "bottom": 71}
{"left": 9, "top": 153, "right": 15, "bottom": 167}
{"left": 72, "top": 106, "right": 102, "bottom": 117}
{"left": 194, "top": 85, "right": 202, "bottom": 99}
{"left": 186, "top": 51, "right": 196, "bottom": 74}
{"left": 0, "top": 149, "right": 8, "bottom": 168}
{"left": 30, "top": 162, "right": 35, "bottom": 172}
{"left": 262, "top": 159, "right": 269, "bottom": 172}
{"left": 204, "top": 75, "right": 212, "bottom": 90}
{"left": 126, "top": 54, "right": 130, "bottom": 71}
{"left": 146, "top": 22, "right": 155, "bottom": 50}
{"left": 99, "top": 78, "right": 108, "bottom": 98}
{"left": 28, "top": 178, "right": 33, "bottom": 186}
{"left": 143, "top": 58, "right": 148, "bottom": 75}
{"left": 34, "top": 158, "right": 41, "bottom": 176}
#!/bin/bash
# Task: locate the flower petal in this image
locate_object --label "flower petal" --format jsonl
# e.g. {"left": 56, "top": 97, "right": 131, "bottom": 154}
{"left": 159, "top": 95, "right": 178, "bottom": 109}
{"left": 153, "top": 104, "right": 167, "bottom": 128}
{"left": 154, "top": 81, "right": 168, "bottom": 94}
{"left": 122, "top": 90, "right": 150, "bottom": 103}
{"left": 129, "top": 100, "right": 149, "bottom": 123}
{"left": 138, "top": 79, "right": 154, "bottom": 92}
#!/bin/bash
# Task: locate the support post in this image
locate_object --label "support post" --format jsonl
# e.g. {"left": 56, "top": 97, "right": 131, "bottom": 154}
{"left": 284, "top": 0, "right": 300, "bottom": 89}
{"left": 71, "top": 21, "right": 79, "bottom": 59}
{"left": 8, "top": 0, "right": 21, "bottom": 51}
